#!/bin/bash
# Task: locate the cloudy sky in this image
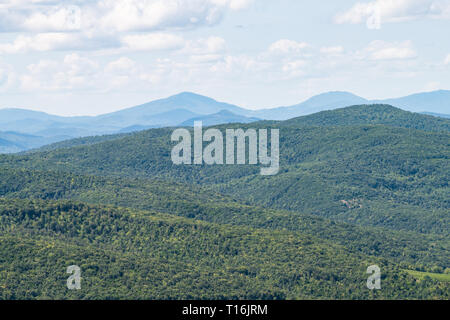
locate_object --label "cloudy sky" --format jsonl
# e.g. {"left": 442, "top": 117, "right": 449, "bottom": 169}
{"left": 0, "top": 0, "right": 449, "bottom": 116}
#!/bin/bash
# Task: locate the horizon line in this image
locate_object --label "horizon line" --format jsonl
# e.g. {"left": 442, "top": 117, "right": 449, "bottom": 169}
{"left": 0, "top": 88, "right": 449, "bottom": 118}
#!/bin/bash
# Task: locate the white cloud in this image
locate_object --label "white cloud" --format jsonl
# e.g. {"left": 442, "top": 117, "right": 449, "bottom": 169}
{"left": 178, "top": 37, "right": 227, "bottom": 64}
{"left": 0, "top": 0, "right": 255, "bottom": 33}
{"left": 281, "top": 60, "right": 307, "bottom": 78}
{"left": 97, "top": 0, "right": 255, "bottom": 32}
{"left": 227, "top": 0, "right": 254, "bottom": 10}
{"left": 268, "top": 40, "right": 310, "bottom": 54}
{"left": 0, "top": 32, "right": 225, "bottom": 55}
{"left": 183, "top": 36, "right": 226, "bottom": 55}
{"left": 104, "top": 57, "right": 139, "bottom": 87}
{"left": 62, "top": 54, "right": 99, "bottom": 76}
{"left": 19, "top": 53, "right": 191, "bottom": 92}
{"left": 0, "top": 32, "right": 224, "bottom": 56}
{"left": 0, "top": 1, "right": 248, "bottom": 54}
{"left": 445, "top": 54, "right": 450, "bottom": 64}
{"left": 196, "top": 36, "right": 226, "bottom": 53}
{"left": 22, "top": 53, "right": 99, "bottom": 91}
{"left": 22, "top": 5, "right": 82, "bottom": 32}
{"left": 336, "top": 0, "right": 450, "bottom": 29}
{"left": 0, "top": 61, "right": 16, "bottom": 91}
{"left": 210, "top": 55, "right": 266, "bottom": 74}
{"left": 105, "top": 57, "right": 137, "bottom": 74}
{"left": 363, "top": 40, "right": 417, "bottom": 60}
{"left": 320, "top": 46, "right": 345, "bottom": 55}
{"left": 423, "top": 81, "right": 441, "bottom": 91}
{"left": 0, "top": 33, "right": 78, "bottom": 54}
{"left": 0, "top": 32, "right": 119, "bottom": 53}
{"left": 121, "top": 33, "right": 185, "bottom": 51}
{"left": 8, "top": 37, "right": 426, "bottom": 97}
{"left": 0, "top": 3, "right": 82, "bottom": 32}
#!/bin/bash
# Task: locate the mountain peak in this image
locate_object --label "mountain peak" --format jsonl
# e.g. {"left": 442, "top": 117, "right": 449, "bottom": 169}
{"left": 175, "top": 91, "right": 204, "bottom": 97}
{"left": 315, "top": 91, "right": 362, "bottom": 97}
{"left": 215, "top": 109, "right": 236, "bottom": 116}
{"left": 169, "top": 91, "right": 215, "bottom": 101}
{"left": 303, "top": 91, "right": 367, "bottom": 103}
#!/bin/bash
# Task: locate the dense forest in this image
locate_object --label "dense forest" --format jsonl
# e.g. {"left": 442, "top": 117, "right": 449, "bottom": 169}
{"left": 0, "top": 105, "right": 448, "bottom": 299}
{"left": 0, "top": 199, "right": 447, "bottom": 299}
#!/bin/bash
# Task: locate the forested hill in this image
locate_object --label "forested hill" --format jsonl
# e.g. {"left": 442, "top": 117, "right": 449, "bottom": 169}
{"left": 0, "top": 105, "right": 448, "bottom": 234}
{"left": 0, "top": 104, "right": 448, "bottom": 299}
{"left": 279, "top": 104, "right": 450, "bottom": 132}
{"left": 26, "top": 104, "right": 450, "bottom": 154}
{"left": 2, "top": 198, "right": 446, "bottom": 300}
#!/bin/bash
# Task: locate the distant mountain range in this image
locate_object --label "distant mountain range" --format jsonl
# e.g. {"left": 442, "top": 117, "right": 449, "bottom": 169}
{"left": 180, "top": 110, "right": 260, "bottom": 127}
{"left": 253, "top": 91, "right": 369, "bottom": 120}
{"left": 0, "top": 90, "right": 449, "bottom": 153}
{"left": 422, "top": 112, "right": 450, "bottom": 119}
{"left": 254, "top": 90, "right": 450, "bottom": 120}
{"left": 0, "top": 131, "right": 64, "bottom": 154}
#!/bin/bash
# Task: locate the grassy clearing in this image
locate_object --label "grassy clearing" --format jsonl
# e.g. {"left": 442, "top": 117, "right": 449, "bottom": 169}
{"left": 404, "top": 270, "right": 450, "bottom": 282}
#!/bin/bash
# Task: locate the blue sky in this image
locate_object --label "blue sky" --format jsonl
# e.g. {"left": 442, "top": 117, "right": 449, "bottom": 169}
{"left": 0, "top": 0, "right": 449, "bottom": 116}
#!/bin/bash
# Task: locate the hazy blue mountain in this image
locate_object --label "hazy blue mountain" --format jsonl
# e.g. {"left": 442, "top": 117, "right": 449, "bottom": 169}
{"left": 1, "top": 90, "right": 450, "bottom": 153}
{"left": 180, "top": 110, "right": 260, "bottom": 127}
{"left": 375, "top": 90, "right": 450, "bottom": 114}
{"left": 252, "top": 90, "right": 450, "bottom": 120}
{"left": 252, "top": 92, "right": 369, "bottom": 120}
{"left": 118, "top": 125, "right": 159, "bottom": 133}
{"left": 0, "top": 137, "right": 20, "bottom": 153}
{"left": 115, "top": 109, "right": 200, "bottom": 132}
{"left": 0, "top": 108, "right": 91, "bottom": 125}
{"left": 0, "top": 108, "right": 112, "bottom": 137}
{"left": 0, "top": 131, "right": 67, "bottom": 153}
{"left": 421, "top": 112, "right": 450, "bottom": 119}
{"left": 34, "top": 126, "right": 105, "bottom": 138}
{"left": 0, "top": 93, "right": 249, "bottom": 150}
{"left": 133, "top": 108, "right": 200, "bottom": 127}
{"left": 0, "top": 108, "right": 66, "bottom": 124}
{"left": 96, "top": 92, "right": 249, "bottom": 127}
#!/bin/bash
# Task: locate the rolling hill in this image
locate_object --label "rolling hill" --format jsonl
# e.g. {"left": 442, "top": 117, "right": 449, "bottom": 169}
{"left": 1, "top": 105, "right": 448, "bottom": 235}
{"left": 0, "top": 166, "right": 447, "bottom": 269}
{"left": 0, "top": 104, "right": 448, "bottom": 299}
{"left": 422, "top": 112, "right": 450, "bottom": 119}
{"left": 3, "top": 198, "right": 445, "bottom": 300}
{"left": 0, "top": 131, "right": 66, "bottom": 154}
{"left": 280, "top": 104, "right": 450, "bottom": 132}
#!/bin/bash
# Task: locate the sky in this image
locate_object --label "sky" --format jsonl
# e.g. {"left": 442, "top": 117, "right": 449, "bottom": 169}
{"left": 0, "top": 0, "right": 449, "bottom": 116}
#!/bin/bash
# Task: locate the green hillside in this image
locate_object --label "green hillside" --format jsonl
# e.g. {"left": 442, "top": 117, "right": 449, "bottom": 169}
{"left": 404, "top": 270, "right": 450, "bottom": 282}
{"left": 1, "top": 108, "right": 448, "bottom": 234}
{"left": 280, "top": 104, "right": 450, "bottom": 132}
{"left": 0, "top": 105, "right": 448, "bottom": 299}
{"left": 0, "top": 167, "right": 448, "bottom": 271}
{"left": 0, "top": 198, "right": 447, "bottom": 300}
